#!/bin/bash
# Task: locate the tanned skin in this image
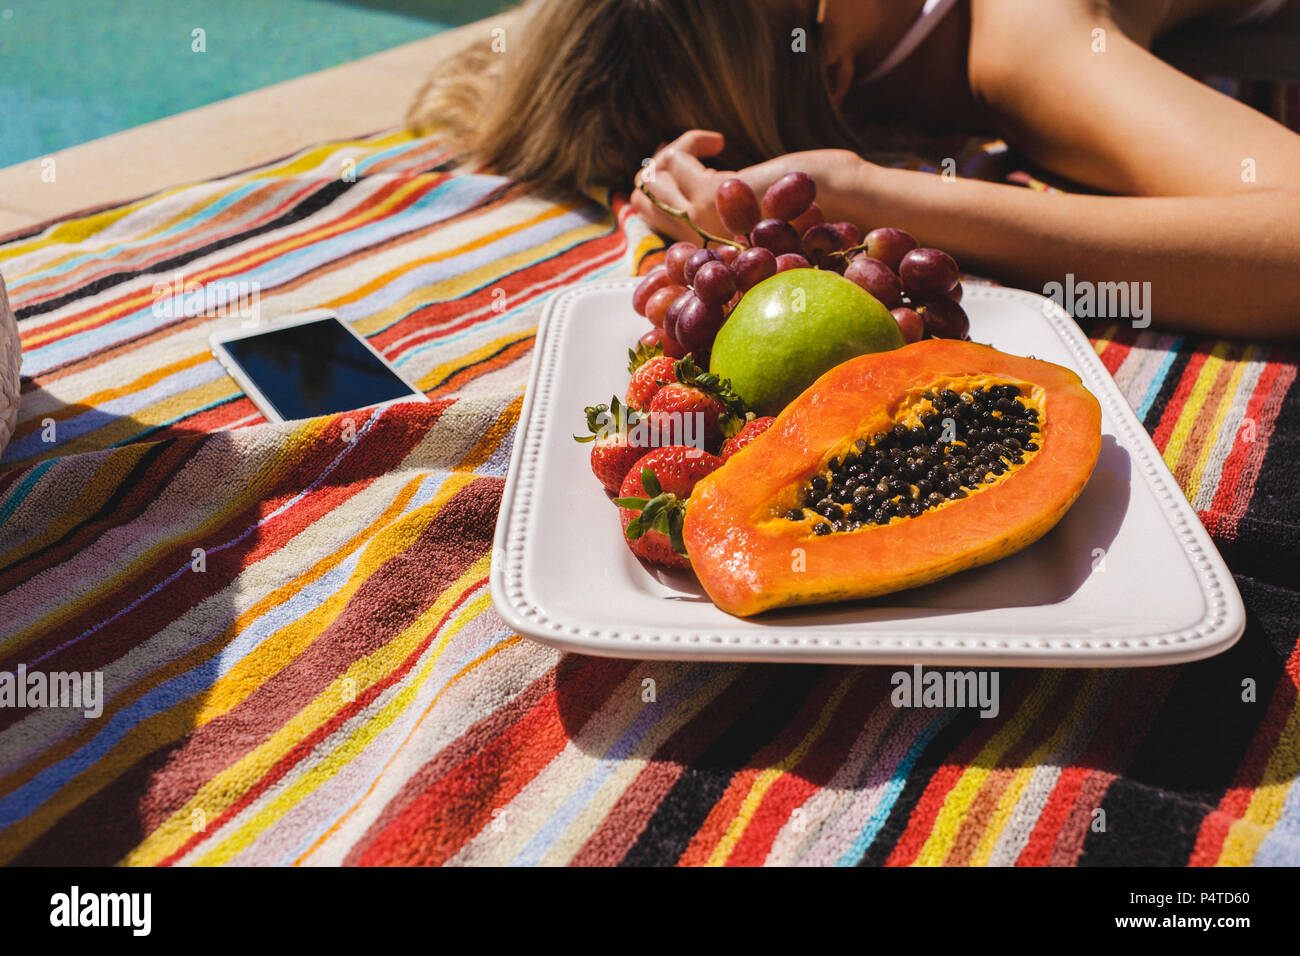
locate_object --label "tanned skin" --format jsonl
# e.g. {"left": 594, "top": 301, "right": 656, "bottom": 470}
{"left": 631, "top": 0, "right": 1300, "bottom": 338}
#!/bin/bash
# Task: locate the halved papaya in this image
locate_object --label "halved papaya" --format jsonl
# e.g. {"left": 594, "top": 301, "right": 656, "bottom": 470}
{"left": 682, "top": 339, "right": 1102, "bottom": 616}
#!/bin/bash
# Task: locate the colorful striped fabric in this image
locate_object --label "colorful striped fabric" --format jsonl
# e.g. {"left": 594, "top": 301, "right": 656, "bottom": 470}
{"left": 1, "top": 125, "right": 1297, "bottom": 866}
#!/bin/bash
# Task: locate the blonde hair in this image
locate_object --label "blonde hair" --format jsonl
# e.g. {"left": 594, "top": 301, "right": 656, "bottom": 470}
{"left": 408, "top": 0, "right": 861, "bottom": 196}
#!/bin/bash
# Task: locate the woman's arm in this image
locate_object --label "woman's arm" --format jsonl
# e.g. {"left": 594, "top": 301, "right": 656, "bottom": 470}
{"left": 831, "top": 162, "right": 1300, "bottom": 338}
{"left": 885, "top": 0, "right": 1300, "bottom": 337}
{"left": 632, "top": 137, "right": 1300, "bottom": 338}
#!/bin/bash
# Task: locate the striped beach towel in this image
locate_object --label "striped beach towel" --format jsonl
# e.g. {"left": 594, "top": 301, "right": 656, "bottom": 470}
{"left": 1, "top": 125, "right": 1297, "bottom": 866}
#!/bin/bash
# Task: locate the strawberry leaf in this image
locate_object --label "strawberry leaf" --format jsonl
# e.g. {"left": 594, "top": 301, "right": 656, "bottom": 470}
{"left": 672, "top": 357, "right": 751, "bottom": 420}
{"left": 718, "top": 410, "right": 754, "bottom": 439}
{"left": 627, "top": 340, "right": 665, "bottom": 374}
{"left": 640, "top": 466, "right": 662, "bottom": 498}
{"left": 575, "top": 396, "right": 639, "bottom": 443}
{"left": 667, "top": 508, "right": 687, "bottom": 556}
{"left": 672, "top": 354, "right": 705, "bottom": 383}
{"left": 622, "top": 490, "right": 686, "bottom": 547}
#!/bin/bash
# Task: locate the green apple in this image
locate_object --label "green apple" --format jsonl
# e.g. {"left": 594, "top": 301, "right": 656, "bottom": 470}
{"left": 710, "top": 269, "right": 905, "bottom": 416}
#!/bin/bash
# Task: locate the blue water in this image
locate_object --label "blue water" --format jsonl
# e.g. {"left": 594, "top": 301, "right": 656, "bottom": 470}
{"left": 0, "top": 0, "right": 509, "bottom": 168}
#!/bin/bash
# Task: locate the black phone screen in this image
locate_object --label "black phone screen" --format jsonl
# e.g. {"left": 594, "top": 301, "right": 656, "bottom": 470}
{"left": 220, "top": 317, "right": 421, "bottom": 420}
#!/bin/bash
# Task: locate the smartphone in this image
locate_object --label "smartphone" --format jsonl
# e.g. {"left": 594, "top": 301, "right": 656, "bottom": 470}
{"left": 209, "top": 309, "right": 429, "bottom": 423}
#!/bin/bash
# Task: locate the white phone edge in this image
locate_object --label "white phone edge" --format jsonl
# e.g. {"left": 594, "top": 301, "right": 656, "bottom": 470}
{"left": 208, "top": 307, "right": 430, "bottom": 425}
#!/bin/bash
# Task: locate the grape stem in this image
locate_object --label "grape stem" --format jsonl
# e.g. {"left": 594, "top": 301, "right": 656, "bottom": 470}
{"left": 829, "top": 241, "right": 870, "bottom": 262}
{"left": 637, "top": 183, "right": 746, "bottom": 250}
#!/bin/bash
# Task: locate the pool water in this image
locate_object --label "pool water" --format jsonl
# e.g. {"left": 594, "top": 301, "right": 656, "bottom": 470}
{"left": 0, "top": 0, "right": 509, "bottom": 168}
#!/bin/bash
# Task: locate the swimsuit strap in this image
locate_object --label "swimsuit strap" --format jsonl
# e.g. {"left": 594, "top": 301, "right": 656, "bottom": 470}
{"left": 1224, "top": 0, "right": 1289, "bottom": 25}
{"left": 858, "top": 0, "right": 963, "bottom": 86}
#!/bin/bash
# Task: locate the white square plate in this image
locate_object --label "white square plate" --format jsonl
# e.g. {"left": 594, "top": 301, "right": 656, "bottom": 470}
{"left": 491, "top": 278, "right": 1245, "bottom": 667}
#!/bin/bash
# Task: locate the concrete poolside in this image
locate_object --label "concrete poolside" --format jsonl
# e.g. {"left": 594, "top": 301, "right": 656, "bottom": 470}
{"left": 0, "top": 9, "right": 515, "bottom": 236}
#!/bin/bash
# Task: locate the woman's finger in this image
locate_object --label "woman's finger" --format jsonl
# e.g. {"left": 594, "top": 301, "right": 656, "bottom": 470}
{"left": 632, "top": 131, "right": 729, "bottom": 241}
{"left": 629, "top": 188, "right": 698, "bottom": 244}
{"left": 660, "top": 147, "right": 718, "bottom": 199}
{"left": 637, "top": 130, "right": 722, "bottom": 186}
{"left": 634, "top": 168, "right": 689, "bottom": 210}
{"left": 664, "top": 129, "right": 726, "bottom": 159}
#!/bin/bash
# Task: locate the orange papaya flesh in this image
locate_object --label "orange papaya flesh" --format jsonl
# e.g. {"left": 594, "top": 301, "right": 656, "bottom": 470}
{"left": 682, "top": 340, "right": 1102, "bottom": 617}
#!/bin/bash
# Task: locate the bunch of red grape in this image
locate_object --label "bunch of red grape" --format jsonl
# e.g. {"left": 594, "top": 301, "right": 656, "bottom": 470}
{"left": 632, "top": 171, "right": 969, "bottom": 359}
{"left": 843, "top": 228, "right": 968, "bottom": 342}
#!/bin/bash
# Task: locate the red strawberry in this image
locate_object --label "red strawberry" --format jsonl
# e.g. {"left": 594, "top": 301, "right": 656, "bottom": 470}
{"left": 721, "top": 416, "right": 776, "bottom": 460}
{"left": 647, "top": 387, "right": 724, "bottom": 450}
{"left": 645, "top": 356, "right": 747, "bottom": 453}
{"left": 614, "top": 446, "right": 723, "bottom": 568}
{"left": 574, "top": 396, "right": 646, "bottom": 494}
{"left": 626, "top": 352, "right": 677, "bottom": 411}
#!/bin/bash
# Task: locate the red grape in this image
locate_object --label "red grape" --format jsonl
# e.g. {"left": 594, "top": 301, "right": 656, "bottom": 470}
{"left": 789, "top": 201, "right": 824, "bottom": 236}
{"left": 639, "top": 326, "right": 687, "bottom": 358}
{"left": 864, "top": 227, "right": 918, "bottom": 271}
{"left": 775, "top": 253, "right": 811, "bottom": 272}
{"left": 899, "top": 248, "right": 960, "bottom": 298}
{"left": 718, "top": 244, "right": 741, "bottom": 267}
{"left": 916, "top": 296, "right": 970, "bottom": 339}
{"left": 761, "top": 172, "right": 816, "bottom": 221}
{"left": 692, "top": 260, "right": 737, "bottom": 306}
{"left": 632, "top": 267, "right": 673, "bottom": 316}
{"left": 715, "top": 178, "right": 762, "bottom": 237}
{"left": 733, "top": 246, "right": 777, "bottom": 292}
{"left": 644, "top": 284, "right": 686, "bottom": 328}
{"left": 891, "top": 307, "right": 925, "bottom": 344}
{"left": 664, "top": 289, "right": 695, "bottom": 340}
{"left": 828, "top": 221, "right": 863, "bottom": 249}
{"left": 683, "top": 247, "right": 721, "bottom": 286}
{"left": 947, "top": 281, "right": 963, "bottom": 303}
{"left": 844, "top": 256, "right": 903, "bottom": 307}
{"left": 802, "top": 223, "right": 843, "bottom": 264}
{"left": 665, "top": 241, "right": 700, "bottom": 286}
{"left": 675, "top": 294, "right": 725, "bottom": 349}
{"left": 751, "top": 218, "right": 802, "bottom": 256}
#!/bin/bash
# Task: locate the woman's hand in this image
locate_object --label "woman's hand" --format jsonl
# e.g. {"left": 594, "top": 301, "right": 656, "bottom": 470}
{"left": 629, "top": 129, "right": 871, "bottom": 242}
{"left": 630, "top": 131, "right": 732, "bottom": 242}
